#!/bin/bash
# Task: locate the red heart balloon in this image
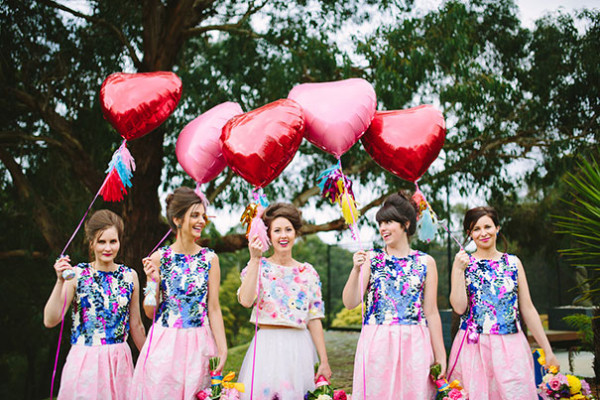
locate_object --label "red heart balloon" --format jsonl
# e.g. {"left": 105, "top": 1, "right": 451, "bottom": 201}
{"left": 100, "top": 72, "right": 182, "bottom": 140}
{"left": 361, "top": 105, "right": 446, "bottom": 182}
{"left": 221, "top": 99, "right": 305, "bottom": 188}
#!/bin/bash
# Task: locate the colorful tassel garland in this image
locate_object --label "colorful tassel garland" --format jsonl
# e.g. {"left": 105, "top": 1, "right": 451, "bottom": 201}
{"left": 317, "top": 161, "right": 360, "bottom": 237}
{"left": 99, "top": 141, "right": 136, "bottom": 202}
{"left": 240, "top": 189, "right": 271, "bottom": 251}
{"left": 412, "top": 186, "right": 439, "bottom": 243}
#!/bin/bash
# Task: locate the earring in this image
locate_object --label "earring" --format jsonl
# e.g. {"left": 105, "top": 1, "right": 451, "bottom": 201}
{"left": 177, "top": 224, "right": 182, "bottom": 229}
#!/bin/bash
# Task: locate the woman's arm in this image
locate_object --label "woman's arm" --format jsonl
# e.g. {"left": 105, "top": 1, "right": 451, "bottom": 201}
{"left": 422, "top": 255, "right": 447, "bottom": 378}
{"left": 207, "top": 255, "right": 228, "bottom": 374}
{"left": 516, "top": 257, "right": 560, "bottom": 370}
{"left": 238, "top": 235, "right": 263, "bottom": 308}
{"left": 449, "top": 250, "right": 470, "bottom": 315}
{"left": 307, "top": 319, "right": 332, "bottom": 381}
{"left": 342, "top": 250, "right": 371, "bottom": 309}
{"left": 142, "top": 251, "right": 162, "bottom": 319}
{"left": 129, "top": 269, "right": 147, "bottom": 351}
{"left": 44, "top": 256, "right": 76, "bottom": 328}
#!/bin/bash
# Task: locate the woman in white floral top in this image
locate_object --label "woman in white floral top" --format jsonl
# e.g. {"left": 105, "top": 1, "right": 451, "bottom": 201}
{"left": 238, "top": 203, "right": 331, "bottom": 400}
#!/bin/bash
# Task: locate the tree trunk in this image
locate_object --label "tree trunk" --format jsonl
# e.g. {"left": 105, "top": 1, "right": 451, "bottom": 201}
{"left": 121, "top": 129, "right": 167, "bottom": 284}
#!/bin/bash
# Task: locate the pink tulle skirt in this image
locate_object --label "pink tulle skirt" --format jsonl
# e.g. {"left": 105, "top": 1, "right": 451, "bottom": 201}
{"left": 58, "top": 342, "right": 133, "bottom": 400}
{"left": 448, "top": 330, "right": 537, "bottom": 400}
{"left": 238, "top": 328, "right": 318, "bottom": 400}
{"left": 352, "top": 324, "right": 435, "bottom": 400}
{"left": 130, "top": 324, "right": 218, "bottom": 400}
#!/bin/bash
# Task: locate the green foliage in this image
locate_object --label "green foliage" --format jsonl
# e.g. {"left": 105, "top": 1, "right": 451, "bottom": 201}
{"left": 331, "top": 306, "right": 363, "bottom": 328}
{"left": 554, "top": 153, "right": 600, "bottom": 304}
{"left": 563, "top": 313, "right": 594, "bottom": 352}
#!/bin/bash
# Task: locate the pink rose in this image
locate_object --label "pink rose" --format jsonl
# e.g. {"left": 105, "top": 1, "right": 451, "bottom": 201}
{"left": 196, "top": 389, "right": 210, "bottom": 400}
{"left": 449, "top": 388, "right": 462, "bottom": 400}
{"left": 333, "top": 390, "right": 347, "bottom": 400}
{"left": 548, "top": 376, "right": 562, "bottom": 391}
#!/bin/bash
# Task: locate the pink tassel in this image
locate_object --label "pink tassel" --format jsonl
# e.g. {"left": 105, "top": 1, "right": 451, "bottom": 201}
{"left": 248, "top": 205, "right": 270, "bottom": 251}
{"left": 119, "top": 143, "right": 136, "bottom": 172}
{"left": 194, "top": 182, "right": 209, "bottom": 210}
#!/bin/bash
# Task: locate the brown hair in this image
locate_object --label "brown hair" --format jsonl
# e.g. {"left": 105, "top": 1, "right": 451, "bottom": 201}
{"left": 262, "top": 203, "right": 303, "bottom": 234}
{"left": 375, "top": 191, "right": 418, "bottom": 236}
{"left": 463, "top": 206, "right": 508, "bottom": 251}
{"left": 84, "top": 209, "right": 124, "bottom": 260}
{"left": 85, "top": 209, "right": 124, "bottom": 243}
{"left": 165, "top": 187, "right": 205, "bottom": 231}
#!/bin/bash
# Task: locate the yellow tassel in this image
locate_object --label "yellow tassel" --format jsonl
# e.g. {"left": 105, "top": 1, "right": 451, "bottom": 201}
{"left": 340, "top": 192, "right": 360, "bottom": 225}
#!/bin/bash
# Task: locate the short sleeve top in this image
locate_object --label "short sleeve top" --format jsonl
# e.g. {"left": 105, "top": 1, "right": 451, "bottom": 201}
{"left": 241, "top": 258, "right": 324, "bottom": 328}
{"left": 459, "top": 253, "right": 521, "bottom": 335}
{"left": 364, "top": 249, "right": 428, "bottom": 326}
{"left": 71, "top": 263, "right": 135, "bottom": 346}
{"left": 155, "top": 246, "right": 215, "bottom": 328}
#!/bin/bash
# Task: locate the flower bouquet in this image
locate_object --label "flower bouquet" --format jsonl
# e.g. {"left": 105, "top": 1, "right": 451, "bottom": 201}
{"left": 304, "top": 375, "right": 348, "bottom": 400}
{"left": 196, "top": 358, "right": 245, "bottom": 400}
{"left": 537, "top": 371, "right": 595, "bottom": 400}
{"left": 430, "top": 363, "right": 467, "bottom": 400}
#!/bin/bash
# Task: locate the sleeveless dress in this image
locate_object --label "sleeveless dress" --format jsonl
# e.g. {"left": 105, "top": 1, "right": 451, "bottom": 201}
{"left": 130, "top": 247, "right": 218, "bottom": 400}
{"left": 58, "top": 263, "right": 135, "bottom": 400}
{"left": 352, "top": 249, "right": 435, "bottom": 400}
{"left": 238, "top": 258, "right": 325, "bottom": 400}
{"left": 448, "top": 254, "right": 537, "bottom": 399}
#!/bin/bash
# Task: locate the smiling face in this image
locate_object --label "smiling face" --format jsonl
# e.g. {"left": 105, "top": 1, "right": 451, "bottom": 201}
{"left": 269, "top": 216, "right": 296, "bottom": 253}
{"left": 378, "top": 219, "right": 407, "bottom": 246}
{"left": 469, "top": 215, "right": 500, "bottom": 251}
{"left": 91, "top": 226, "right": 120, "bottom": 264}
{"left": 175, "top": 203, "right": 206, "bottom": 240}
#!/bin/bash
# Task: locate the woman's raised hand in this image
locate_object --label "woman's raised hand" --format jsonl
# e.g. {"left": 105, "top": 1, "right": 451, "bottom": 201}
{"left": 53, "top": 255, "right": 73, "bottom": 281}
{"left": 453, "top": 249, "right": 470, "bottom": 272}
{"left": 248, "top": 234, "right": 264, "bottom": 260}
{"left": 142, "top": 257, "right": 159, "bottom": 282}
{"left": 352, "top": 250, "right": 368, "bottom": 270}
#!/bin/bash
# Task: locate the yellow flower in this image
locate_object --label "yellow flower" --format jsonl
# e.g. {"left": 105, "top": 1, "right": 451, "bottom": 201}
{"left": 566, "top": 375, "right": 581, "bottom": 395}
{"left": 570, "top": 395, "right": 586, "bottom": 400}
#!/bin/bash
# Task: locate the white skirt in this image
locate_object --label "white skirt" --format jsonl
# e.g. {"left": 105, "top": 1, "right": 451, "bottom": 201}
{"left": 238, "top": 328, "right": 318, "bottom": 400}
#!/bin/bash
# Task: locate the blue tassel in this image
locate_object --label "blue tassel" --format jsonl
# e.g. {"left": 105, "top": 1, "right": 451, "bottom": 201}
{"left": 417, "top": 208, "right": 438, "bottom": 243}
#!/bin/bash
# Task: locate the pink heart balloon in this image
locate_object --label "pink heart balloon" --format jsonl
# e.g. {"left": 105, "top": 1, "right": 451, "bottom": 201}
{"left": 176, "top": 102, "right": 243, "bottom": 184}
{"left": 221, "top": 99, "right": 305, "bottom": 188}
{"left": 288, "top": 78, "right": 376, "bottom": 158}
{"left": 361, "top": 105, "right": 446, "bottom": 182}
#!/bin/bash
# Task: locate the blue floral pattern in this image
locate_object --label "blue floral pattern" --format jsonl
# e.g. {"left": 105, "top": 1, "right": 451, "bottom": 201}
{"left": 71, "top": 263, "right": 134, "bottom": 346}
{"left": 460, "top": 254, "right": 521, "bottom": 335}
{"left": 364, "top": 249, "right": 428, "bottom": 326}
{"left": 156, "top": 246, "right": 214, "bottom": 328}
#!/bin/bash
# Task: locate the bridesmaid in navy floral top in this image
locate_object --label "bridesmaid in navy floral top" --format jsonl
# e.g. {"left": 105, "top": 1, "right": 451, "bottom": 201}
{"left": 44, "top": 209, "right": 146, "bottom": 400}
{"left": 130, "top": 187, "right": 227, "bottom": 400}
{"left": 343, "top": 191, "right": 445, "bottom": 399}
{"left": 449, "top": 206, "right": 559, "bottom": 399}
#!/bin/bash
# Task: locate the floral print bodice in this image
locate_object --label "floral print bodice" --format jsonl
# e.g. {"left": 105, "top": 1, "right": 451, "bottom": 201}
{"left": 71, "top": 263, "right": 134, "bottom": 346}
{"left": 460, "top": 254, "right": 521, "bottom": 335}
{"left": 241, "top": 258, "right": 324, "bottom": 328}
{"left": 156, "top": 246, "right": 214, "bottom": 328}
{"left": 364, "top": 249, "right": 428, "bottom": 326}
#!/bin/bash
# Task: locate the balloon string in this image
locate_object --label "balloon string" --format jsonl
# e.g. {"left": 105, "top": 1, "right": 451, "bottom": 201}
{"left": 59, "top": 175, "right": 109, "bottom": 257}
{"left": 250, "top": 261, "right": 261, "bottom": 400}
{"left": 141, "top": 228, "right": 172, "bottom": 400}
{"left": 338, "top": 160, "right": 367, "bottom": 399}
{"left": 50, "top": 289, "right": 68, "bottom": 400}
